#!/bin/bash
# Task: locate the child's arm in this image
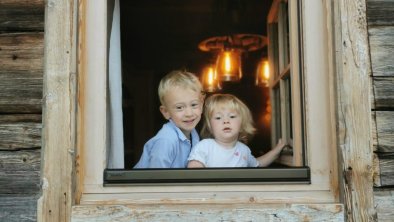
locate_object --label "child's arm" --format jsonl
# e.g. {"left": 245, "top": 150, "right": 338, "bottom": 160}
{"left": 187, "top": 160, "right": 205, "bottom": 168}
{"left": 256, "top": 139, "right": 286, "bottom": 167}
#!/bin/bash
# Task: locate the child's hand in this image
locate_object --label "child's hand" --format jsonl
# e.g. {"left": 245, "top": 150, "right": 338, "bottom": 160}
{"left": 275, "top": 139, "right": 286, "bottom": 152}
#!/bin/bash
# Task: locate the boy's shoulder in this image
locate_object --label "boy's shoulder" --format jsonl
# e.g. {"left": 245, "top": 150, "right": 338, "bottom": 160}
{"left": 153, "top": 121, "right": 178, "bottom": 139}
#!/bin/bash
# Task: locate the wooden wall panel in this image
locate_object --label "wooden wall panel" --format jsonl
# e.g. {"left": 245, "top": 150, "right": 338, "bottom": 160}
{"left": 374, "top": 189, "right": 394, "bottom": 221}
{"left": 368, "top": 26, "right": 394, "bottom": 77}
{"left": 0, "top": 149, "right": 40, "bottom": 194}
{"left": 373, "top": 111, "right": 394, "bottom": 153}
{"left": 0, "top": 115, "right": 41, "bottom": 150}
{"left": 0, "top": 195, "right": 38, "bottom": 222}
{"left": 0, "top": 33, "right": 44, "bottom": 73}
{"left": 0, "top": 33, "right": 43, "bottom": 113}
{"left": 373, "top": 77, "right": 394, "bottom": 109}
{"left": 367, "top": 0, "right": 394, "bottom": 26}
{"left": 0, "top": 0, "right": 44, "bottom": 31}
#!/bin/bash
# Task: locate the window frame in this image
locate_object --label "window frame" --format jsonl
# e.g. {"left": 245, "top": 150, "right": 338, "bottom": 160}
{"left": 268, "top": 0, "right": 304, "bottom": 167}
{"left": 76, "top": 0, "right": 339, "bottom": 205}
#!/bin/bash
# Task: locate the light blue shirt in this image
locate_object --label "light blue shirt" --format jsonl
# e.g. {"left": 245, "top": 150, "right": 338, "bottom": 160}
{"left": 133, "top": 120, "right": 200, "bottom": 168}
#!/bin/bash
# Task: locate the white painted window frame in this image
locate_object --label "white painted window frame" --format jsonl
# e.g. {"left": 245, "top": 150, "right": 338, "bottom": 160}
{"left": 77, "top": 0, "right": 339, "bottom": 205}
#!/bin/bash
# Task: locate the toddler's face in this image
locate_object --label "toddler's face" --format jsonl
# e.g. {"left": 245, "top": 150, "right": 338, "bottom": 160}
{"left": 160, "top": 86, "right": 203, "bottom": 137}
{"left": 209, "top": 106, "right": 241, "bottom": 145}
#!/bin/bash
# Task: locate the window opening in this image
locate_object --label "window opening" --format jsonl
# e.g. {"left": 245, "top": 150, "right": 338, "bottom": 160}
{"left": 105, "top": 0, "right": 308, "bottom": 184}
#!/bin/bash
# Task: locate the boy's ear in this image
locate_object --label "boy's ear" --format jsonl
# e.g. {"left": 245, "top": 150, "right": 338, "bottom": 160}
{"left": 160, "top": 105, "right": 171, "bottom": 120}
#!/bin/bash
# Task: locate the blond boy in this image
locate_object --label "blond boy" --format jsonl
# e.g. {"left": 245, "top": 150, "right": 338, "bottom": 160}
{"left": 134, "top": 70, "right": 204, "bottom": 168}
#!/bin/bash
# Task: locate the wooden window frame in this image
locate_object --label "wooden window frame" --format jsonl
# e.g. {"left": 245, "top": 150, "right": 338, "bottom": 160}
{"left": 75, "top": 0, "right": 338, "bottom": 204}
{"left": 40, "top": 0, "right": 376, "bottom": 220}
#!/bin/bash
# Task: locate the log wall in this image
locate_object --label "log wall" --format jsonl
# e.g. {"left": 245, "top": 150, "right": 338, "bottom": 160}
{"left": 0, "top": 0, "right": 44, "bottom": 221}
{"left": 367, "top": 0, "right": 394, "bottom": 221}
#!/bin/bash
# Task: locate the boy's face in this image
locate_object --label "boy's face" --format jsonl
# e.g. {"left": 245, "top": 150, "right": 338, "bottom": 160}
{"left": 160, "top": 86, "right": 203, "bottom": 137}
{"left": 209, "top": 106, "right": 241, "bottom": 145}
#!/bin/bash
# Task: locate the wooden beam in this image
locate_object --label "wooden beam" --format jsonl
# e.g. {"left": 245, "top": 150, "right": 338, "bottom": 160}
{"left": 38, "top": 0, "right": 77, "bottom": 221}
{"left": 71, "top": 204, "right": 344, "bottom": 221}
{"left": 333, "top": 0, "right": 377, "bottom": 221}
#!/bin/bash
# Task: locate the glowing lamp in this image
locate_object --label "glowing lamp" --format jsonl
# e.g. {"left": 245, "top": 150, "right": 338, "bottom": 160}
{"left": 215, "top": 49, "right": 242, "bottom": 82}
{"left": 255, "top": 59, "right": 270, "bottom": 87}
{"left": 201, "top": 64, "right": 220, "bottom": 92}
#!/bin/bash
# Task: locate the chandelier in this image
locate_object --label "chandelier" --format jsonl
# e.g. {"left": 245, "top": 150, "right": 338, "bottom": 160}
{"left": 198, "top": 34, "right": 267, "bottom": 92}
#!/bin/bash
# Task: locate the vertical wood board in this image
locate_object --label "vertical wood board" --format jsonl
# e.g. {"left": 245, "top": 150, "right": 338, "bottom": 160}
{"left": 334, "top": 0, "right": 376, "bottom": 221}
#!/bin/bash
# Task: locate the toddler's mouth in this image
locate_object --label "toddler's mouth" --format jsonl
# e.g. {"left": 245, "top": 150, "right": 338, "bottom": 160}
{"left": 223, "top": 127, "right": 231, "bottom": 132}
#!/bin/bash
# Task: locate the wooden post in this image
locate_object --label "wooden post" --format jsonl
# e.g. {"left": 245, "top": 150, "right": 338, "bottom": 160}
{"left": 333, "top": 0, "right": 377, "bottom": 221}
{"left": 38, "top": 0, "right": 77, "bottom": 221}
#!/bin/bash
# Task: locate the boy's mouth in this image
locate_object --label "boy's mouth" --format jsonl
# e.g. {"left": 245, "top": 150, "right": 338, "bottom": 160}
{"left": 184, "top": 119, "right": 195, "bottom": 124}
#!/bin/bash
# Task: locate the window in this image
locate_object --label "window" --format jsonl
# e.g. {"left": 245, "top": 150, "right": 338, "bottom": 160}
{"left": 268, "top": 0, "right": 304, "bottom": 166}
{"left": 78, "top": 0, "right": 338, "bottom": 204}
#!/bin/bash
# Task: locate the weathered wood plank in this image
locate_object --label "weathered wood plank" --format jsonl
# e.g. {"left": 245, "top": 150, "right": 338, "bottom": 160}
{"left": 0, "top": 73, "right": 43, "bottom": 113}
{"left": 0, "top": 195, "right": 38, "bottom": 222}
{"left": 373, "top": 77, "right": 394, "bottom": 109}
{"left": 0, "top": 0, "right": 44, "bottom": 31}
{"left": 0, "top": 33, "right": 44, "bottom": 73}
{"left": 0, "top": 114, "right": 41, "bottom": 123}
{"left": 39, "top": 0, "right": 77, "bottom": 221}
{"left": 373, "top": 153, "right": 394, "bottom": 187}
{"left": 0, "top": 149, "right": 41, "bottom": 194}
{"left": 374, "top": 111, "right": 394, "bottom": 153}
{"left": 374, "top": 189, "right": 394, "bottom": 221}
{"left": 367, "top": 0, "right": 394, "bottom": 26}
{"left": 368, "top": 26, "right": 394, "bottom": 77}
{"left": 0, "top": 33, "right": 44, "bottom": 113}
{"left": 0, "top": 149, "right": 40, "bottom": 171}
{"left": 333, "top": 0, "right": 376, "bottom": 221}
{"left": 0, "top": 118, "right": 42, "bottom": 150}
{"left": 376, "top": 153, "right": 394, "bottom": 187}
{"left": 71, "top": 204, "right": 344, "bottom": 222}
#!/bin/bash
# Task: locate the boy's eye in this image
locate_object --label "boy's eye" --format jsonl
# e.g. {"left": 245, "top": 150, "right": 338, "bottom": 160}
{"left": 191, "top": 103, "right": 200, "bottom": 108}
{"left": 175, "top": 106, "right": 185, "bottom": 111}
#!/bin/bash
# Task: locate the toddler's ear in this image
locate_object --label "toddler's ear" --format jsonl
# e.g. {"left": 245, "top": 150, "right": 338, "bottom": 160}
{"left": 160, "top": 105, "right": 171, "bottom": 120}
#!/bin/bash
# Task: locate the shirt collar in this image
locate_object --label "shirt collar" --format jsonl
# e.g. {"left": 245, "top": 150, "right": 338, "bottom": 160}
{"left": 168, "top": 119, "right": 198, "bottom": 143}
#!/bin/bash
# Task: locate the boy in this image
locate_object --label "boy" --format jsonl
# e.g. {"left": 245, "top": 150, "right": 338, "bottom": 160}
{"left": 134, "top": 70, "right": 205, "bottom": 168}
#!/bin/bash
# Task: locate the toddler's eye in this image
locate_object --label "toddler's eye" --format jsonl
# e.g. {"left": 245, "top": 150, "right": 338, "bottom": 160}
{"left": 230, "top": 115, "right": 237, "bottom": 119}
{"left": 214, "top": 116, "right": 221, "bottom": 120}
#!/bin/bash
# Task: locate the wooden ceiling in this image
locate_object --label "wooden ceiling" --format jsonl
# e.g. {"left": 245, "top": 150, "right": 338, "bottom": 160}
{"left": 119, "top": 0, "right": 273, "bottom": 74}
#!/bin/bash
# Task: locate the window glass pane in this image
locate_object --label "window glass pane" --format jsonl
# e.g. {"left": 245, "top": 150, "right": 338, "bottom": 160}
{"left": 273, "top": 86, "right": 282, "bottom": 142}
{"left": 285, "top": 75, "right": 293, "bottom": 140}
{"left": 106, "top": 0, "right": 308, "bottom": 182}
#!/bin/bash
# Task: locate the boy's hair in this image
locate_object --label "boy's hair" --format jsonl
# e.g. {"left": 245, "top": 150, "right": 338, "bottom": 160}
{"left": 200, "top": 93, "right": 256, "bottom": 143}
{"left": 158, "top": 70, "right": 203, "bottom": 105}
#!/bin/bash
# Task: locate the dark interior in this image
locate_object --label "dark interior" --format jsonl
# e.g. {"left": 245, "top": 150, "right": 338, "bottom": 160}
{"left": 119, "top": 0, "right": 274, "bottom": 168}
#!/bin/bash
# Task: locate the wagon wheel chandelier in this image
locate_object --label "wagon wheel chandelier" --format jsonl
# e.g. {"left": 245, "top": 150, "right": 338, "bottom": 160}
{"left": 198, "top": 34, "right": 267, "bottom": 92}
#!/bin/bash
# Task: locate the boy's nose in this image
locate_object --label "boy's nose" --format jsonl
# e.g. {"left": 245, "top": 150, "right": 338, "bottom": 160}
{"left": 185, "top": 106, "right": 193, "bottom": 115}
